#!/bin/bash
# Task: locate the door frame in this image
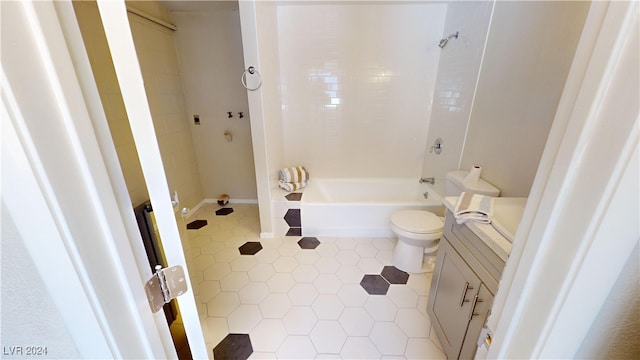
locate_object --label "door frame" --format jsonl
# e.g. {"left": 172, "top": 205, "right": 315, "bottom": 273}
{"left": 486, "top": 1, "right": 639, "bottom": 358}
{"left": 2, "top": 1, "right": 172, "bottom": 357}
{"left": 2, "top": 0, "right": 207, "bottom": 358}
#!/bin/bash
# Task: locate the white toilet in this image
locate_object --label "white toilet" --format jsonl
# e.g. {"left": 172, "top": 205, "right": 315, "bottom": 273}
{"left": 390, "top": 170, "right": 500, "bottom": 273}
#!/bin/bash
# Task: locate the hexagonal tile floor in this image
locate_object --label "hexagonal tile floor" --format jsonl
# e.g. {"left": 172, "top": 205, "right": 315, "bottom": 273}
{"left": 213, "top": 333, "right": 252, "bottom": 360}
{"left": 360, "top": 274, "right": 391, "bottom": 295}
{"left": 298, "top": 237, "right": 321, "bottom": 249}
{"left": 284, "top": 193, "right": 303, "bottom": 201}
{"left": 215, "top": 207, "right": 234, "bottom": 216}
{"left": 186, "top": 219, "right": 207, "bottom": 230}
{"left": 238, "top": 241, "right": 263, "bottom": 255}
{"left": 284, "top": 209, "right": 301, "bottom": 227}
{"left": 381, "top": 265, "right": 410, "bottom": 284}
{"left": 184, "top": 204, "right": 445, "bottom": 359}
{"left": 285, "top": 228, "right": 301, "bottom": 236}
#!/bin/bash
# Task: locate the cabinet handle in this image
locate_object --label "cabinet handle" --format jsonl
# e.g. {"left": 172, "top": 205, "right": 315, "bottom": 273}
{"left": 468, "top": 294, "right": 484, "bottom": 321}
{"left": 459, "top": 282, "right": 474, "bottom": 307}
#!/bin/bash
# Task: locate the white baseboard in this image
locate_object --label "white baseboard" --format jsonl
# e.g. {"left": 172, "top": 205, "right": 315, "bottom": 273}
{"left": 184, "top": 199, "right": 208, "bottom": 219}
{"left": 184, "top": 198, "right": 259, "bottom": 219}
{"left": 202, "top": 198, "right": 258, "bottom": 205}
{"left": 229, "top": 199, "right": 259, "bottom": 204}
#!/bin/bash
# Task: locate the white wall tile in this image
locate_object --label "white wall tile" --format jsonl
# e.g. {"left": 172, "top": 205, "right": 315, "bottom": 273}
{"left": 74, "top": 1, "right": 204, "bottom": 209}
{"left": 130, "top": 15, "right": 204, "bottom": 209}
{"left": 268, "top": 3, "right": 447, "bottom": 178}
{"left": 421, "top": 1, "right": 494, "bottom": 184}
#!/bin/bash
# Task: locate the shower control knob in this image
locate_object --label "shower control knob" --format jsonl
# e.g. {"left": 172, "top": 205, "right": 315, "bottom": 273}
{"left": 430, "top": 137, "right": 443, "bottom": 155}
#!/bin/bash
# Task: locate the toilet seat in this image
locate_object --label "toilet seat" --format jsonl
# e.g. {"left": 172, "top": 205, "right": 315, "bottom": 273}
{"left": 390, "top": 210, "right": 443, "bottom": 235}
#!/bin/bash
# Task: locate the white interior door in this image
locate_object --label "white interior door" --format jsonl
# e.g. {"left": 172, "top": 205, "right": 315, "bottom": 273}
{"left": 2, "top": 1, "right": 172, "bottom": 358}
{"left": 94, "top": 1, "right": 208, "bottom": 358}
{"left": 2, "top": 0, "right": 207, "bottom": 358}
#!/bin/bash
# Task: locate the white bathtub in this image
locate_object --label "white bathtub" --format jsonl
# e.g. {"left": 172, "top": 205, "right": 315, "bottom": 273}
{"left": 301, "top": 178, "right": 445, "bottom": 237}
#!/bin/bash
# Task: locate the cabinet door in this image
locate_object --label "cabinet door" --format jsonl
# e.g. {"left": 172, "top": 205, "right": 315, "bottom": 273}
{"left": 459, "top": 284, "right": 494, "bottom": 359}
{"left": 428, "top": 238, "right": 482, "bottom": 359}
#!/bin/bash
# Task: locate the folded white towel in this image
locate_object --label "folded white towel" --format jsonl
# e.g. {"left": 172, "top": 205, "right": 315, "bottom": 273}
{"left": 279, "top": 166, "right": 309, "bottom": 183}
{"left": 454, "top": 192, "right": 495, "bottom": 224}
{"left": 278, "top": 180, "right": 309, "bottom": 192}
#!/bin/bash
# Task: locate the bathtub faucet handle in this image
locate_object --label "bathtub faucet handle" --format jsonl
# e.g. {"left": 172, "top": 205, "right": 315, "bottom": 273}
{"left": 420, "top": 177, "right": 435, "bottom": 184}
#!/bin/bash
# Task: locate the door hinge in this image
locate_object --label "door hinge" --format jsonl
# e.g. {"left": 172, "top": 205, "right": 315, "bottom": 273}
{"left": 144, "top": 265, "right": 188, "bottom": 313}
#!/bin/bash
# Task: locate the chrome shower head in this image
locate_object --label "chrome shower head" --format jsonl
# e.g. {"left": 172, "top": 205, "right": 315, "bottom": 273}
{"left": 438, "top": 31, "right": 459, "bottom": 49}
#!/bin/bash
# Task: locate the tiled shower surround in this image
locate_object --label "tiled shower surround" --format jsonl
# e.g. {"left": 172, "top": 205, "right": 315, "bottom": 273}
{"left": 185, "top": 204, "right": 445, "bottom": 359}
{"left": 421, "top": 1, "right": 494, "bottom": 181}
{"left": 267, "top": 3, "right": 447, "bottom": 179}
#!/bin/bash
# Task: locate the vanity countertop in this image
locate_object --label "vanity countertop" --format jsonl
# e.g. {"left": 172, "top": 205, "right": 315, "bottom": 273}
{"left": 443, "top": 196, "right": 528, "bottom": 261}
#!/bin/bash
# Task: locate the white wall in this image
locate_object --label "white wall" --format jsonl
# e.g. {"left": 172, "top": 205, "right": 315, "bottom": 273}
{"left": 272, "top": 3, "right": 446, "bottom": 179}
{"left": 128, "top": 2, "right": 204, "bottom": 209}
{"left": 576, "top": 242, "right": 640, "bottom": 358}
{"left": 74, "top": 1, "right": 204, "bottom": 209}
{"left": 172, "top": 5, "right": 258, "bottom": 201}
{"left": 1, "top": 205, "right": 81, "bottom": 359}
{"left": 421, "top": 1, "right": 494, "bottom": 184}
{"left": 459, "top": 1, "right": 590, "bottom": 196}
{"left": 484, "top": 1, "right": 639, "bottom": 356}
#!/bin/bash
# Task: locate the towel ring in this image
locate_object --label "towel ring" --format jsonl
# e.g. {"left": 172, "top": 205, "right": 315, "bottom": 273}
{"left": 241, "top": 66, "right": 262, "bottom": 91}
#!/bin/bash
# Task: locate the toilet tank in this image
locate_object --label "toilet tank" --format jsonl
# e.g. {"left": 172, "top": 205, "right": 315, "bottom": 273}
{"left": 445, "top": 170, "right": 501, "bottom": 197}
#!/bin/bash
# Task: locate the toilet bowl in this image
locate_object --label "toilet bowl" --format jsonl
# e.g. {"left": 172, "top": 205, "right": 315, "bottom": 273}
{"left": 390, "top": 169, "right": 501, "bottom": 273}
{"left": 390, "top": 210, "right": 443, "bottom": 273}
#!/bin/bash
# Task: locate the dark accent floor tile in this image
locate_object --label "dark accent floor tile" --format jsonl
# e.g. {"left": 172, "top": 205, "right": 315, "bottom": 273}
{"left": 284, "top": 209, "right": 301, "bottom": 227}
{"left": 239, "top": 242, "right": 263, "bottom": 255}
{"left": 216, "top": 207, "right": 234, "bottom": 216}
{"left": 186, "top": 219, "right": 207, "bottom": 230}
{"left": 360, "top": 274, "right": 390, "bottom": 295}
{"left": 298, "top": 237, "right": 320, "bottom": 249}
{"left": 286, "top": 228, "right": 301, "bottom": 236}
{"left": 381, "top": 266, "right": 409, "bottom": 285}
{"left": 285, "top": 193, "right": 303, "bottom": 201}
{"left": 213, "top": 333, "right": 253, "bottom": 360}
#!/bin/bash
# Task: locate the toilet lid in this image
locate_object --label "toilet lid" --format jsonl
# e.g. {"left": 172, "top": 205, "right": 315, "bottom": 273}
{"left": 391, "top": 210, "right": 443, "bottom": 234}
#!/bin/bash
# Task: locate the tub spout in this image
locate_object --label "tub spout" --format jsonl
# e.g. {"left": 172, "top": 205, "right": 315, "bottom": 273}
{"left": 420, "top": 177, "right": 435, "bottom": 184}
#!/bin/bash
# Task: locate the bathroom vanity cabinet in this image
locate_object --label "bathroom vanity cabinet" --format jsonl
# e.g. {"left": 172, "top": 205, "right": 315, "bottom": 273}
{"left": 427, "top": 211, "right": 507, "bottom": 359}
